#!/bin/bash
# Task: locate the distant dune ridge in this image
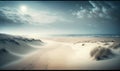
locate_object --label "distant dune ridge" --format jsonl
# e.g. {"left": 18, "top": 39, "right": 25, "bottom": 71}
{"left": 0, "top": 33, "right": 44, "bottom": 67}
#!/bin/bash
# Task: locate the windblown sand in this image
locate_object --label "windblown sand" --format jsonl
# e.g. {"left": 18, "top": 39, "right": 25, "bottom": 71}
{"left": 1, "top": 37, "right": 120, "bottom": 70}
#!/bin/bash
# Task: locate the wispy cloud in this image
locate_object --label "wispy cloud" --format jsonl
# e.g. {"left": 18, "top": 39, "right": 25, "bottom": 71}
{"left": 28, "top": 11, "right": 68, "bottom": 24}
{"left": 72, "top": 1, "right": 120, "bottom": 20}
{"left": 0, "top": 7, "right": 30, "bottom": 25}
{"left": 0, "top": 7, "right": 68, "bottom": 26}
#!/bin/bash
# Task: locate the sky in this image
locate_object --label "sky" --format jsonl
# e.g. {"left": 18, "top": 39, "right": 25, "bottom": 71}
{"left": 0, "top": 1, "right": 120, "bottom": 36}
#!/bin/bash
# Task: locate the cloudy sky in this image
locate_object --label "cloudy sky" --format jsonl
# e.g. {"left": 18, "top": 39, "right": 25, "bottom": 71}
{"left": 0, "top": 1, "right": 120, "bottom": 36}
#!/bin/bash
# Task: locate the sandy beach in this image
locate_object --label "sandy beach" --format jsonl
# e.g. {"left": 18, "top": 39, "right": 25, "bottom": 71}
{"left": 1, "top": 37, "right": 120, "bottom": 70}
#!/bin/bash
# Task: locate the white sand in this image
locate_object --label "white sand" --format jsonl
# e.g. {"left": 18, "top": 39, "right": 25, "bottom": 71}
{"left": 1, "top": 37, "right": 120, "bottom": 70}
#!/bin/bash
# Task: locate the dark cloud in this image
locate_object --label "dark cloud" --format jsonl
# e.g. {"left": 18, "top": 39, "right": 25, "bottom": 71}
{"left": 0, "top": 7, "right": 31, "bottom": 26}
{"left": 0, "top": 1, "right": 120, "bottom": 34}
{"left": 72, "top": 1, "right": 120, "bottom": 21}
{"left": 72, "top": 1, "right": 120, "bottom": 34}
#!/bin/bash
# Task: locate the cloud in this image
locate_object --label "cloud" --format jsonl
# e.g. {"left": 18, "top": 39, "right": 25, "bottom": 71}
{"left": 0, "top": 7, "right": 30, "bottom": 25}
{"left": 0, "top": 7, "right": 68, "bottom": 26}
{"left": 29, "top": 11, "right": 68, "bottom": 24}
{"left": 72, "top": 1, "right": 120, "bottom": 20}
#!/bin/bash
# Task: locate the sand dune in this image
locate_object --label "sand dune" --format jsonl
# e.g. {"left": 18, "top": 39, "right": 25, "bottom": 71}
{"left": 90, "top": 47, "right": 115, "bottom": 60}
{"left": 0, "top": 34, "right": 120, "bottom": 70}
{"left": 0, "top": 34, "right": 43, "bottom": 54}
{"left": 0, "top": 48, "right": 20, "bottom": 67}
{"left": 0, "top": 33, "right": 44, "bottom": 67}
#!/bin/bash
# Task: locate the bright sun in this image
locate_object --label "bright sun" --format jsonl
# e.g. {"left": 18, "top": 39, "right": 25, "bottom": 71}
{"left": 20, "top": 5, "right": 27, "bottom": 13}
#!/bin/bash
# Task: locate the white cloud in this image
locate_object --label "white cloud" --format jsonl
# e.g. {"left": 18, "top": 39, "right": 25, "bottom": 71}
{"left": 27, "top": 10, "right": 72, "bottom": 24}
{"left": 0, "top": 7, "right": 69, "bottom": 25}
{"left": 72, "top": 1, "right": 117, "bottom": 20}
{"left": 29, "top": 11, "right": 61, "bottom": 24}
{"left": 0, "top": 7, "right": 30, "bottom": 25}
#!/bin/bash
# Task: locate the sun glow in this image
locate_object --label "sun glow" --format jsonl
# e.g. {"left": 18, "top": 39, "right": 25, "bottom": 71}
{"left": 20, "top": 5, "right": 27, "bottom": 13}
